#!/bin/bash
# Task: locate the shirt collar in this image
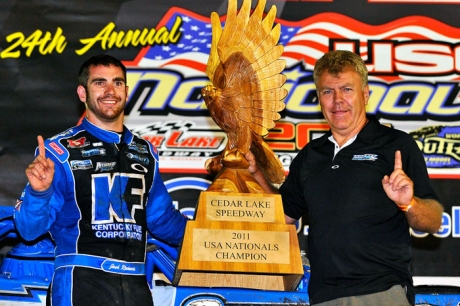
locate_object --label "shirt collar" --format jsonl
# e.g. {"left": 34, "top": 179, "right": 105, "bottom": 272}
{"left": 80, "top": 117, "right": 134, "bottom": 144}
{"left": 328, "top": 134, "right": 358, "bottom": 157}
{"left": 356, "top": 116, "right": 380, "bottom": 145}
{"left": 311, "top": 116, "right": 379, "bottom": 148}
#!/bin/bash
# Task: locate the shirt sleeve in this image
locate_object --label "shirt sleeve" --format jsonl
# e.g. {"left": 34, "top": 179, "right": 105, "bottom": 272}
{"left": 145, "top": 146, "right": 188, "bottom": 245}
{"left": 14, "top": 148, "right": 67, "bottom": 241}
{"left": 280, "top": 146, "right": 310, "bottom": 220}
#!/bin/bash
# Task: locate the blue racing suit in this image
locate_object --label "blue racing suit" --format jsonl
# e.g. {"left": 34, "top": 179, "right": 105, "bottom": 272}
{"left": 14, "top": 118, "right": 188, "bottom": 306}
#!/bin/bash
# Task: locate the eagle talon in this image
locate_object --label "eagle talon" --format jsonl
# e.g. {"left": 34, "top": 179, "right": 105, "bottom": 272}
{"left": 222, "top": 149, "right": 249, "bottom": 169}
{"left": 205, "top": 156, "right": 223, "bottom": 174}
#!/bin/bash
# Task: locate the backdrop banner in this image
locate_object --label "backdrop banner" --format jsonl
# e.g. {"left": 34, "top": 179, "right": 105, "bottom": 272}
{"left": 0, "top": 0, "right": 459, "bottom": 286}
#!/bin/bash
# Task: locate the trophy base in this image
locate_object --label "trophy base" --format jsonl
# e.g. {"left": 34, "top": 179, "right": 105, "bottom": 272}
{"left": 172, "top": 191, "right": 303, "bottom": 291}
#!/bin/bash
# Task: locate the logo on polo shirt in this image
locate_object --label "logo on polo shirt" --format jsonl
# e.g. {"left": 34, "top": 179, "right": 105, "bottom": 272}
{"left": 352, "top": 154, "right": 378, "bottom": 161}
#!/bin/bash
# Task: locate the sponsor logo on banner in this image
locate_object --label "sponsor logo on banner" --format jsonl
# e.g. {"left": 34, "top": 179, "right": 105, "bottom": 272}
{"left": 411, "top": 126, "right": 460, "bottom": 168}
{"left": 121, "top": 8, "right": 460, "bottom": 177}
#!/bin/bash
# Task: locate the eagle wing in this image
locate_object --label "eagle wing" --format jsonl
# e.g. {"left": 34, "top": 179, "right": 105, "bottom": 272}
{"left": 203, "top": 0, "right": 287, "bottom": 184}
{"left": 206, "top": 0, "right": 286, "bottom": 135}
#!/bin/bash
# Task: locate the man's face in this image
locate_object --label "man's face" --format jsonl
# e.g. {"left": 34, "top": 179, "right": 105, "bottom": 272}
{"left": 316, "top": 68, "right": 369, "bottom": 137}
{"left": 78, "top": 64, "right": 128, "bottom": 124}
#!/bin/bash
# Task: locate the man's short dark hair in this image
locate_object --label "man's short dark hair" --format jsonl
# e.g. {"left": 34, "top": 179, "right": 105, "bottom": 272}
{"left": 78, "top": 54, "right": 127, "bottom": 89}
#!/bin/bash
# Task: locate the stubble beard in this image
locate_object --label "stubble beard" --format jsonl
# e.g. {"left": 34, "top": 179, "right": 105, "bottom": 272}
{"left": 86, "top": 93, "right": 125, "bottom": 122}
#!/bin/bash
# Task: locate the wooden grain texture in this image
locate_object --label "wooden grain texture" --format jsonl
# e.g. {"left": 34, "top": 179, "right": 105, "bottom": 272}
{"left": 173, "top": 0, "right": 303, "bottom": 291}
{"left": 173, "top": 217, "right": 303, "bottom": 291}
{"left": 176, "top": 272, "right": 302, "bottom": 291}
{"left": 201, "top": 0, "right": 287, "bottom": 187}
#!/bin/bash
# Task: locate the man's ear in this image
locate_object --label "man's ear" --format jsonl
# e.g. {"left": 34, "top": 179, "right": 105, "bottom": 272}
{"left": 363, "top": 85, "right": 370, "bottom": 105}
{"left": 77, "top": 85, "right": 87, "bottom": 103}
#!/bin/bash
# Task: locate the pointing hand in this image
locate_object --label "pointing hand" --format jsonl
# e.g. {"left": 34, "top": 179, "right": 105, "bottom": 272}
{"left": 382, "top": 150, "right": 413, "bottom": 209}
{"left": 25, "top": 135, "right": 55, "bottom": 192}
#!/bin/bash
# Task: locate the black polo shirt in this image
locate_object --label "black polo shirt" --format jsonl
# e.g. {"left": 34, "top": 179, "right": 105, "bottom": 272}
{"left": 281, "top": 117, "right": 439, "bottom": 305}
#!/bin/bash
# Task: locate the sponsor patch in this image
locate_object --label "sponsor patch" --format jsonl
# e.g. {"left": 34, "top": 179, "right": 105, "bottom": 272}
{"left": 50, "top": 129, "right": 74, "bottom": 140}
{"left": 49, "top": 142, "right": 64, "bottom": 155}
{"left": 352, "top": 154, "right": 378, "bottom": 161}
{"left": 128, "top": 142, "right": 148, "bottom": 154}
{"left": 81, "top": 148, "right": 106, "bottom": 157}
{"left": 70, "top": 159, "right": 93, "bottom": 170}
{"left": 95, "top": 162, "right": 117, "bottom": 172}
{"left": 126, "top": 152, "right": 149, "bottom": 165}
{"left": 67, "top": 137, "right": 89, "bottom": 148}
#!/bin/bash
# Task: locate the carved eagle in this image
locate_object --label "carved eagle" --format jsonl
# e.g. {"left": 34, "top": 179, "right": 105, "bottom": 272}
{"left": 201, "top": 0, "right": 287, "bottom": 186}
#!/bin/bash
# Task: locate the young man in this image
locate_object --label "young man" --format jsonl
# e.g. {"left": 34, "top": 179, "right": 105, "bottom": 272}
{"left": 14, "top": 54, "right": 188, "bottom": 306}
{"left": 248, "top": 50, "right": 443, "bottom": 305}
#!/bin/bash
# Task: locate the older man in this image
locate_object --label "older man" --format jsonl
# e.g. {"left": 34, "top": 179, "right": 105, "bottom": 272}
{"left": 248, "top": 50, "right": 443, "bottom": 306}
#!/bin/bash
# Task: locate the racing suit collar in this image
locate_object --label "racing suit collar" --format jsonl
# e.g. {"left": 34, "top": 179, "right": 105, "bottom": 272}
{"left": 80, "top": 117, "right": 134, "bottom": 144}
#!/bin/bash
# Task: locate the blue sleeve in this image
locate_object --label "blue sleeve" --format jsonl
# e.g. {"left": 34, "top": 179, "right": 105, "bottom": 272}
{"left": 14, "top": 147, "right": 67, "bottom": 241}
{"left": 145, "top": 146, "right": 188, "bottom": 245}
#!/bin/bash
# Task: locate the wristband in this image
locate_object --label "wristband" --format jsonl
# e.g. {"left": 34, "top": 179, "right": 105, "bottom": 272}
{"left": 400, "top": 198, "right": 416, "bottom": 212}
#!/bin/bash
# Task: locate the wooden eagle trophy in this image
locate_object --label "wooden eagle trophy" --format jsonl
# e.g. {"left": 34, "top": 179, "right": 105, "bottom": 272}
{"left": 201, "top": 0, "right": 287, "bottom": 193}
{"left": 173, "top": 0, "right": 303, "bottom": 291}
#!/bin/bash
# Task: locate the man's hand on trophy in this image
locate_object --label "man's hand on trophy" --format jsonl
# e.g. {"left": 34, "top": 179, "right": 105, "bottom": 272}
{"left": 245, "top": 151, "right": 277, "bottom": 194}
{"left": 245, "top": 150, "right": 259, "bottom": 176}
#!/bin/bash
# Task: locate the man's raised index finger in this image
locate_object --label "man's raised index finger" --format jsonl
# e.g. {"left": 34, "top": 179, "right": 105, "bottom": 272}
{"left": 37, "top": 135, "right": 46, "bottom": 157}
{"left": 394, "top": 150, "right": 402, "bottom": 170}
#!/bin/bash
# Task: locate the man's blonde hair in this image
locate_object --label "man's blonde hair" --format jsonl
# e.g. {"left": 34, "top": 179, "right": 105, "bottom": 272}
{"left": 313, "top": 50, "right": 368, "bottom": 89}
